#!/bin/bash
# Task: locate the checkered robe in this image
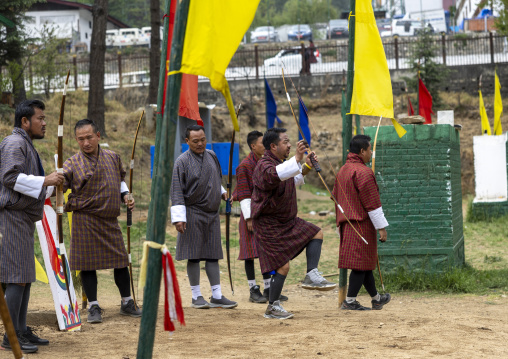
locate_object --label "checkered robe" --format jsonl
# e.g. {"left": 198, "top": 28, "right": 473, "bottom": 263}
{"left": 171, "top": 149, "right": 223, "bottom": 260}
{"left": 0, "top": 128, "right": 47, "bottom": 283}
{"left": 232, "top": 151, "right": 259, "bottom": 260}
{"left": 333, "top": 152, "right": 382, "bottom": 271}
{"left": 63, "top": 147, "right": 129, "bottom": 271}
{"left": 251, "top": 150, "right": 320, "bottom": 274}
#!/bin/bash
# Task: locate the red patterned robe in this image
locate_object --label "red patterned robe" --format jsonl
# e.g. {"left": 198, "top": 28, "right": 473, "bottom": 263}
{"left": 333, "top": 152, "right": 382, "bottom": 271}
{"left": 232, "top": 151, "right": 259, "bottom": 260}
{"left": 251, "top": 150, "right": 320, "bottom": 273}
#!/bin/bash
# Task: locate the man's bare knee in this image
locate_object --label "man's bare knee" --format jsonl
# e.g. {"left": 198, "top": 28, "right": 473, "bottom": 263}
{"left": 313, "top": 230, "right": 323, "bottom": 240}
{"left": 277, "top": 262, "right": 290, "bottom": 276}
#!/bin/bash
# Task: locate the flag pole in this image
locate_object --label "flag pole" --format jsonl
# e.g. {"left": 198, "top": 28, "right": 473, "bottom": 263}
{"left": 136, "top": 0, "right": 190, "bottom": 357}
{"left": 340, "top": 0, "right": 356, "bottom": 307}
{"left": 146, "top": 0, "right": 172, "bottom": 240}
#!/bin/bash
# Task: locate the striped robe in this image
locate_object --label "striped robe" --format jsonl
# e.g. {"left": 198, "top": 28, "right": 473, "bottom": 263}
{"left": 0, "top": 128, "right": 47, "bottom": 283}
{"left": 232, "top": 151, "right": 259, "bottom": 260}
{"left": 251, "top": 150, "right": 320, "bottom": 274}
{"left": 63, "top": 147, "right": 129, "bottom": 271}
{"left": 333, "top": 152, "right": 382, "bottom": 271}
{"left": 170, "top": 149, "right": 223, "bottom": 260}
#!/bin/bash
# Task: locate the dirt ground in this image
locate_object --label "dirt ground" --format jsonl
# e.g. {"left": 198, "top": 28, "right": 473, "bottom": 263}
{"left": 0, "top": 278, "right": 507, "bottom": 359}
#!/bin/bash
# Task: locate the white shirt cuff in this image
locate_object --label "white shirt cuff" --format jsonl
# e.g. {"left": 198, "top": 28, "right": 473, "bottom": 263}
{"left": 294, "top": 173, "right": 305, "bottom": 186}
{"left": 45, "top": 186, "right": 54, "bottom": 199}
{"left": 121, "top": 181, "right": 129, "bottom": 193}
{"left": 14, "top": 173, "right": 45, "bottom": 199}
{"left": 276, "top": 156, "right": 302, "bottom": 181}
{"left": 171, "top": 205, "right": 186, "bottom": 223}
{"left": 368, "top": 207, "right": 389, "bottom": 230}
{"left": 240, "top": 198, "right": 251, "bottom": 219}
{"left": 221, "top": 186, "right": 226, "bottom": 195}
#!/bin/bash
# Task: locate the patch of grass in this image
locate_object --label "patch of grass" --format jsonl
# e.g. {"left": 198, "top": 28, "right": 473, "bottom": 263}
{"left": 299, "top": 183, "right": 329, "bottom": 196}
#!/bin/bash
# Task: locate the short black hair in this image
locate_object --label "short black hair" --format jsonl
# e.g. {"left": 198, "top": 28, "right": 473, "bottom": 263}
{"left": 14, "top": 99, "right": 45, "bottom": 128}
{"left": 263, "top": 128, "right": 287, "bottom": 150}
{"left": 247, "top": 130, "right": 263, "bottom": 150}
{"left": 185, "top": 124, "right": 205, "bottom": 139}
{"left": 349, "top": 135, "right": 372, "bottom": 154}
{"left": 74, "top": 119, "right": 99, "bottom": 134}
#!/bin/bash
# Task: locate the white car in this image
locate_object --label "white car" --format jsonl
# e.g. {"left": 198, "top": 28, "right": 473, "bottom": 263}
{"left": 264, "top": 47, "right": 322, "bottom": 68}
{"left": 250, "top": 26, "right": 279, "bottom": 43}
{"left": 381, "top": 19, "right": 425, "bottom": 37}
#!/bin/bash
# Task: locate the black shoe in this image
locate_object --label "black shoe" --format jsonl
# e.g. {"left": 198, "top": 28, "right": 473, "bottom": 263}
{"left": 21, "top": 326, "right": 49, "bottom": 345}
{"left": 249, "top": 285, "right": 267, "bottom": 303}
{"left": 263, "top": 288, "right": 288, "bottom": 302}
{"left": 1, "top": 332, "right": 38, "bottom": 353}
{"left": 340, "top": 300, "right": 371, "bottom": 311}
{"left": 372, "top": 293, "right": 391, "bottom": 310}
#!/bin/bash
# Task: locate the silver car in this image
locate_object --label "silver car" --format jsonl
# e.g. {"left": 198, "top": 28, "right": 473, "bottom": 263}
{"left": 250, "top": 26, "right": 279, "bottom": 43}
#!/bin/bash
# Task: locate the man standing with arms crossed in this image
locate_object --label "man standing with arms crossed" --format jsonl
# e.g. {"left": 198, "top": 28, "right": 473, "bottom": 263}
{"left": 0, "top": 100, "right": 63, "bottom": 353}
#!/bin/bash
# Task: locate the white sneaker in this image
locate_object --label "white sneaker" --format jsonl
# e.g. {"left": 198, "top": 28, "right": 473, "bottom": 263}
{"left": 301, "top": 268, "right": 337, "bottom": 291}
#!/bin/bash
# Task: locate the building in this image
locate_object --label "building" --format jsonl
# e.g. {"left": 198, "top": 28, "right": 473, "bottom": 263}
{"left": 25, "top": 0, "right": 129, "bottom": 53}
{"left": 455, "top": 0, "right": 497, "bottom": 27}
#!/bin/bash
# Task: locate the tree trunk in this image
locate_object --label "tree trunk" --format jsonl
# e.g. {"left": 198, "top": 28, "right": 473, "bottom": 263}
{"left": 147, "top": 0, "right": 161, "bottom": 104}
{"left": 88, "top": 0, "right": 108, "bottom": 136}
{"left": 5, "top": 26, "right": 26, "bottom": 106}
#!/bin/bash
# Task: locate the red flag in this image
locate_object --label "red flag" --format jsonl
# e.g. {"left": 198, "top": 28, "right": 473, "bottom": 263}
{"left": 408, "top": 95, "right": 414, "bottom": 116}
{"left": 418, "top": 78, "right": 434, "bottom": 124}
{"left": 162, "top": 1, "right": 203, "bottom": 125}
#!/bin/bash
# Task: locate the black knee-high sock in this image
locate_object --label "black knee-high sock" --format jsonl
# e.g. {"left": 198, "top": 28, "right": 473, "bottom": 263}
{"left": 306, "top": 238, "right": 323, "bottom": 272}
{"left": 187, "top": 260, "right": 200, "bottom": 286}
{"left": 244, "top": 259, "right": 255, "bottom": 281}
{"left": 5, "top": 284, "right": 25, "bottom": 331}
{"left": 269, "top": 273, "right": 286, "bottom": 304}
{"left": 347, "top": 270, "right": 366, "bottom": 298}
{"left": 18, "top": 283, "right": 31, "bottom": 332}
{"left": 363, "top": 270, "right": 378, "bottom": 297}
{"left": 205, "top": 259, "right": 220, "bottom": 286}
{"left": 80, "top": 270, "right": 98, "bottom": 302}
{"left": 114, "top": 267, "right": 131, "bottom": 298}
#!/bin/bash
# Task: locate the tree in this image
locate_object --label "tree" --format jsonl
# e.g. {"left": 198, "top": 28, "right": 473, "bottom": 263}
{"left": 88, "top": 0, "right": 108, "bottom": 136}
{"left": 147, "top": 0, "right": 161, "bottom": 104}
{"left": 0, "top": 0, "right": 38, "bottom": 106}
{"left": 495, "top": 0, "right": 508, "bottom": 35}
{"left": 406, "top": 29, "right": 449, "bottom": 108}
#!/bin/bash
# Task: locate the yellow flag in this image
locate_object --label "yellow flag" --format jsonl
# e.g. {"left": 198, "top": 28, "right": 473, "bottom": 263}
{"left": 350, "top": 0, "right": 394, "bottom": 120}
{"left": 176, "top": 0, "right": 260, "bottom": 131}
{"left": 35, "top": 255, "right": 48, "bottom": 283}
{"left": 479, "top": 90, "right": 492, "bottom": 135}
{"left": 494, "top": 71, "right": 503, "bottom": 135}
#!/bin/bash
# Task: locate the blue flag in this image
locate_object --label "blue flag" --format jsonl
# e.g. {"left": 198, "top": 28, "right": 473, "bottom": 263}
{"left": 298, "top": 98, "right": 311, "bottom": 146}
{"left": 264, "top": 78, "right": 281, "bottom": 129}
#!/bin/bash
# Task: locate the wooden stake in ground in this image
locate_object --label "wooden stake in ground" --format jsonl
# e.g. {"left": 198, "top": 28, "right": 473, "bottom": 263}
{"left": 136, "top": 0, "right": 190, "bottom": 357}
{"left": 340, "top": 0, "right": 356, "bottom": 307}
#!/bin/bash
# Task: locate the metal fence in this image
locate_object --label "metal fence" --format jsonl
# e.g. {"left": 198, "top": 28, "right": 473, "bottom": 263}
{"left": 16, "top": 33, "right": 508, "bottom": 93}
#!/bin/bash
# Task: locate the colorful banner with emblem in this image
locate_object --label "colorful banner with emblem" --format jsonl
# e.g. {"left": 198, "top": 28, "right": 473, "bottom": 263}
{"left": 35, "top": 198, "right": 81, "bottom": 331}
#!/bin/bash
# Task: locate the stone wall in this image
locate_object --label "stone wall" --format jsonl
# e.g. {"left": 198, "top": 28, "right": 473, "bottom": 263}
{"left": 363, "top": 124, "right": 465, "bottom": 273}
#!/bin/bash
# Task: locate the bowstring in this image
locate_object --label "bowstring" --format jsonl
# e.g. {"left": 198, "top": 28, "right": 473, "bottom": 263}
{"left": 134, "top": 116, "right": 146, "bottom": 303}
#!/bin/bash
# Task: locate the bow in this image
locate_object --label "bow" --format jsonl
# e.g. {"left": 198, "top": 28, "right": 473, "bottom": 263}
{"left": 126, "top": 110, "right": 144, "bottom": 307}
{"left": 370, "top": 116, "right": 385, "bottom": 291}
{"left": 225, "top": 104, "right": 241, "bottom": 295}
{"left": 56, "top": 70, "right": 75, "bottom": 314}
{"left": 280, "top": 68, "right": 367, "bottom": 244}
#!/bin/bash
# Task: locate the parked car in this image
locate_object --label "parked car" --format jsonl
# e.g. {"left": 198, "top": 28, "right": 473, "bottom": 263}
{"left": 264, "top": 46, "right": 321, "bottom": 68}
{"left": 327, "top": 19, "right": 348, "bottom": 39}
{"left": 287, "top": 24, "right": 313, "bottom": 41}
{"left": 376, "top": 18, "right": 392, "bottom": 34}
{"left": 381, "top": 19, "right": 425, "bottom": 37}
{"left": 250, "top": 26, "right": 279, "bottom": 43}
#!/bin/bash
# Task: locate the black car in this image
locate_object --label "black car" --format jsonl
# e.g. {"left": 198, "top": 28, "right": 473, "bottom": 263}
{"left": 327, "top": 19, "right": 348, "bottom": 39}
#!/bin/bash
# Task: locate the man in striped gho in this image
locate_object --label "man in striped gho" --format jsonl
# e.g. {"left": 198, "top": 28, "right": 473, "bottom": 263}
{"left": 0, "top": 100, "right": 64, "bottom": 353}
{"left": 63, "top": 119, "right": 141, "bottom": 323}
{"left": 233, "top": 131, "right": 288, "bottom": 304}
{"left": 170, "top": 125, "right": 237, "bottom": 309}
{"left": 333, "top": 135, "right": 391, "bottom": 311}
{"left": 251, "top": 128, "right": 337, "bottom": 320}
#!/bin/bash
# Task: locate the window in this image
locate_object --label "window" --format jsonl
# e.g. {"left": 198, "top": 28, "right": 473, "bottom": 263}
{"left": 89, "top": 21, "right": 92, "bottom": 29}
{"left": 85, "top": 33, "right": 88, "bottom": 39}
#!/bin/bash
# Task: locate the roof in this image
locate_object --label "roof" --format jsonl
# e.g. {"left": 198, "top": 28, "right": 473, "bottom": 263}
{"left": 29, "top": 0, "right": 130, "bottom": 28}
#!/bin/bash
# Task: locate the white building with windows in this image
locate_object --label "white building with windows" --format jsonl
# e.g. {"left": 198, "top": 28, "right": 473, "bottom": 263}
{"left": 25, "top": 0, "right": 129, "bottom": 52}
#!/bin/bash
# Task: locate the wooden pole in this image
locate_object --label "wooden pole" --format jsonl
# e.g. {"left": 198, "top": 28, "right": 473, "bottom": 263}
{"left": 136, "top": 0, "right": 189, "bottom": 357}
{"left": 339, "top": 0, "right": 356, "bottom": 308}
